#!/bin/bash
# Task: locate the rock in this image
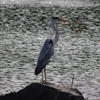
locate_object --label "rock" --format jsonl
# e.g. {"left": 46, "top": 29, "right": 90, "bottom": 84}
{"left": 0, "top": 83, "right": 85, "bottom": 100}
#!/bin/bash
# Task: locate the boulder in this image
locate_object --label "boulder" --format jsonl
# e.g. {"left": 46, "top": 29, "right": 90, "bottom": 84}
{"left": 0, "top": 83, "right": 85, "bottom": 100}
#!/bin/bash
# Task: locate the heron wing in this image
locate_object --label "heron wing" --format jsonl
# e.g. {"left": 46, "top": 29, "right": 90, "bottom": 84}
{"left": 35, "top": 39, "right": 54, "bottom": 75}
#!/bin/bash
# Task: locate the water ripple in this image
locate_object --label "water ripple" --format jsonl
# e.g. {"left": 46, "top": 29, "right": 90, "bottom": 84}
{"left": 0, "top": 4, "right": 100, "bottom": 100}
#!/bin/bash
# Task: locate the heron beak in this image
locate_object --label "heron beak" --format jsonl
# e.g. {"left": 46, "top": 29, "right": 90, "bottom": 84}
{"left": 61, "top": 19, "right": 70, "bottom": 22}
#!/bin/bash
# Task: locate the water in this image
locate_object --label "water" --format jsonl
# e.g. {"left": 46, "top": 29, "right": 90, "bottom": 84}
{"left": 0, "top": 0, "right": 100, "bottom": 6}
{"left": 0, "top": 1, "right": 100, "bottom": 100}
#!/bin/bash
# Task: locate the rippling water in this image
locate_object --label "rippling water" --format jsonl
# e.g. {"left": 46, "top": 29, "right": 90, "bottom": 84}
{"left": 0, "top": 2, "right": 100, "bottom": 100}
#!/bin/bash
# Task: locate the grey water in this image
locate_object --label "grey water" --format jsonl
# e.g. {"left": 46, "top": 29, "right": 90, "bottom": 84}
{"left": 0, "top": 0, "right": 100, "bottom": 100}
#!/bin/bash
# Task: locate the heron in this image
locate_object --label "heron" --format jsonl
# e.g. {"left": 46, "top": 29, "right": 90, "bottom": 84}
{"left": 35, "top": 17, "right": 70, "bottom": 83}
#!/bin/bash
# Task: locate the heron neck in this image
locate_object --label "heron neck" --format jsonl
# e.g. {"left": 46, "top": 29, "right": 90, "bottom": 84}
{"left": 51, "top": 20, "right": 59, "bottom": 45}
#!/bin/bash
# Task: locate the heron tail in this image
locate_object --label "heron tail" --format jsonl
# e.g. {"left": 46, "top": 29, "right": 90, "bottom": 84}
{"left": 35, "top": 65, "right": 42, "bottom": 75}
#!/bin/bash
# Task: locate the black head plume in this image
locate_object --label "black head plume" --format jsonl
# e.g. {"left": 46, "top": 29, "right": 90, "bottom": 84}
{"left": 51, "top": 17, "right": 61, "bottom": 22}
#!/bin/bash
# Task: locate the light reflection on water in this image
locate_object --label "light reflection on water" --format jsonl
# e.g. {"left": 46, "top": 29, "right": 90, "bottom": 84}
{"left": 0, "top": 4, "right": 100, "bottom": 100}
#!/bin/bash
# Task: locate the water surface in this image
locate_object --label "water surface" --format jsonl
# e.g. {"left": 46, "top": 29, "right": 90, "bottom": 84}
{"left": 0, "top": 2, "right": 100, "bottom": 100}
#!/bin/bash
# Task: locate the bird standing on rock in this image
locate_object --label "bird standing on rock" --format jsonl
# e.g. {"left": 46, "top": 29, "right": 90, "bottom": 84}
{"left": 35, "top": 17, "right": 70, "bottom": 83}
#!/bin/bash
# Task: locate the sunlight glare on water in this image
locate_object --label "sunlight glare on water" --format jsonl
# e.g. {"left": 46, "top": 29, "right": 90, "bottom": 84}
{"left": 0, "top": 0, "right": 99, "bottom": 7}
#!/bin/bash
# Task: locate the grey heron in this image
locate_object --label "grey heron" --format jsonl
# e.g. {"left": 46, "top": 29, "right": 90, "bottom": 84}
{"left": 35, "top": 17, "right": 70, "bottom": 83}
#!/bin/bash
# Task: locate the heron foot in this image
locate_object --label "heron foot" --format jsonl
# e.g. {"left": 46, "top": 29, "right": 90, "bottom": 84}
{"left": 41, "top": 80, "right": 48, "bottom": 84}
{"left": 41, "top": 81, "right": 55, "bottom": 86}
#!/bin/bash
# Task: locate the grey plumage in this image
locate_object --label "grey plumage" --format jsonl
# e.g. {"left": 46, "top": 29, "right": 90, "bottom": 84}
{"left": 35, "top": 39, "right": 54, "bottom": 75}
{"left": 34, "top": 17, "right": 70, "bottom": 83}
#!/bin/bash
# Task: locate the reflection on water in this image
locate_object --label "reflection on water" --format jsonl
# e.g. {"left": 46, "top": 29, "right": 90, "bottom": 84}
{"left": 0, "top": 3, "right": 100, "bottom": 100}
{"left": 0, "top": 0, "right": 100, "bottom": 7}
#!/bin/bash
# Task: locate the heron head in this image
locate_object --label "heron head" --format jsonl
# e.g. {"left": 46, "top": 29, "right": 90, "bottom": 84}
{"left": 52, "top": 17, "right": 70, "bottom": 22}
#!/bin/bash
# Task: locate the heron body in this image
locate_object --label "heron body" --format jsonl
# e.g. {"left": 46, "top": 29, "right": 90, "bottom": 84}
{"left": 35, "top": 39, "right": 54, "bottom": 75}
{"left": 35, "top": 17, "right": 70, "bottom": 83}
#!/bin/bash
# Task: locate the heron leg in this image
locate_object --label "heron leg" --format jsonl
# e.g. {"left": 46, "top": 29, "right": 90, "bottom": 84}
{"left": 42, "top": 69, "right": 45, "bottom": 83}
{"left": 41, "top": 67, "right": 47, "bottom": 84}
{"left": 44, "top": 67, "right": 47, "bottom": 83}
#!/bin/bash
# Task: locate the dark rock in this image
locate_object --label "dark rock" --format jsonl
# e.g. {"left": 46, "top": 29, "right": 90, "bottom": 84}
{"left": 0, "top": 83, "right": 85, "bottom": 100}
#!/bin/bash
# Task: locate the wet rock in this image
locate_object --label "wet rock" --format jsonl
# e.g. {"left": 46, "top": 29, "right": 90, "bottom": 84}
{"left": 0, "top": 83, "right": 85, "bottom": 100}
